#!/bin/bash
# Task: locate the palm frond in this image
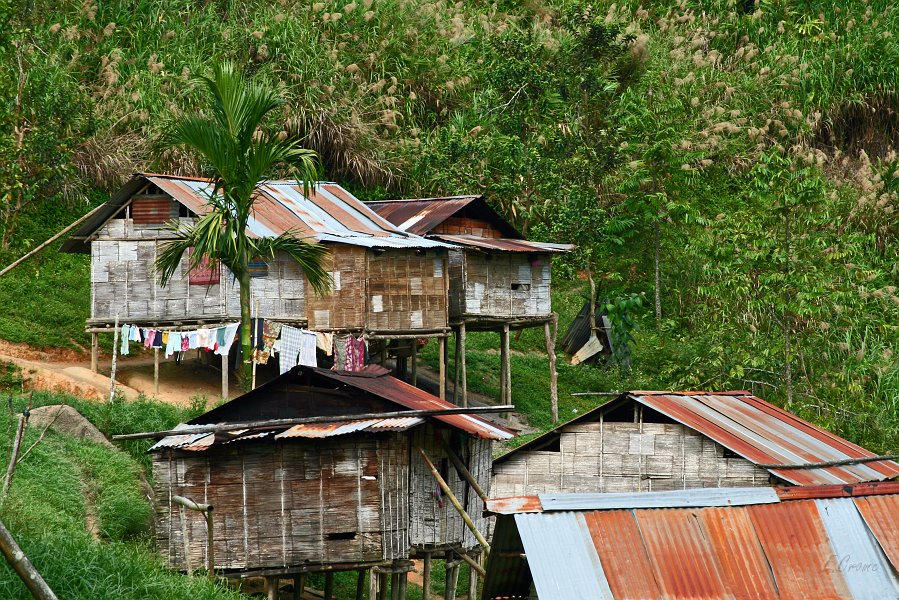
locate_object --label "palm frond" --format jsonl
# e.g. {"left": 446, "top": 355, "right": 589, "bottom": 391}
{"left": 249, "top": 232, "right": 332, "bottom": 296}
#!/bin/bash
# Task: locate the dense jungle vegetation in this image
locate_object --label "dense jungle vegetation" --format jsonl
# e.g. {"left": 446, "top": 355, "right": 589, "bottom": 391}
{"left": 2, "top": 1, "right": 898, "bottom": 450}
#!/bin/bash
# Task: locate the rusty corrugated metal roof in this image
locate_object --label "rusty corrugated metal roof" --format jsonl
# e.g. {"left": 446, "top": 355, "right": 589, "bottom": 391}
{"left": 274, "top": 417, "right": 425, "bottom": 439}
{"left": 63, "top": 173, "right": 450, "bottom": 252}
{"left": 483, "top": 482, "right": 899, "bottom": 600}
{"left": 367, "top": 197, "right": 485, "bottom": 235}
{"left": 433, "top": 234, "right": 573, "bottom": 253}
{"left": 633, "top": 391, "right": 899, "bottom": 486}
{"left": 494, "top": 390, "right": 899, "bottom": 486}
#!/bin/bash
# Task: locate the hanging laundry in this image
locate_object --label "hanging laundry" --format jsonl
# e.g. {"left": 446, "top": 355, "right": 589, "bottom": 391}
{"left": 298, "top": 330, "right": 318, "bottom": 367}
{"left": 120, "top": 324, "right": 130, "bottom": 356}
{"left": 352, "top": 336, "right": 367, "bottom": 371}
{"left": 214, "top": 323, "right": 240, "bottom": 356}
{"left": 316, "top": 332, "right": 334, "bottom": 356}
{"left": 129, "top": 325, "right": 141, "bottom": 343}
{"left": 188, "top": 332, "right": 199, "bottom": 350}
{"left": 181, "top": 334, "right": 190, "bottom": 352}
{"left": 345, "top": 335, "right": 360, "bottom": 372}
{"left": 162, "top": 331, "right": 170, "bottom": 345}
{"left": 253, "top": 320, "right": 282, "bottom": 364}
{"left": 197, "top": 329, "right": 210, "bottom": 348}
{"left": 144, "top": 330, "right": 155, "bottom": 348}
{"left": 332, "top": 334, "right": 349, "bottom": 370}
{"left": 152, "top": 331, "right": 164, "bottom": 348}
{"left": 279, "top": 325, "right": 302, "bottom": 374}
{"left": 165, "top": 332, "right": 181, "bottom": 358}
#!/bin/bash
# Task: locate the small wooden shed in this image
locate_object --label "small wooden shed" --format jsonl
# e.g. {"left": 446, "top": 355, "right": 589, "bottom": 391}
{"left": 147, "top": 365, "right": 513, "bottom": 598}
{"left": 61, "top": 174, "right": 454, "bottom": 396}
{"left": 368, "top": 196, "right": 573, "bottom": 415}
{"left": 491, "top": 390, "right": 899, "bottom": 499}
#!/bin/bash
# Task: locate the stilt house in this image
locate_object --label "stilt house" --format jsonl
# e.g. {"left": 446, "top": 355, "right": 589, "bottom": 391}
{"left": 491, "top": 390, "right": 899, "bottom": 499}
{"left": 61, "top": 174, "right": 454, "bottom": 394}
{"left": 368, "top": 196, "right": 573, "bottom": 411}
{"left": 148, "top": 365, "right": 513, "bottom": 597}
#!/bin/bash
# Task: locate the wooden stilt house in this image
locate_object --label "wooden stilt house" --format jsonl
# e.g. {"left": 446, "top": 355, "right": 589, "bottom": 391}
{"left": 368, "top": 196, "right": 573, "bottom": 415}
{"left": 491, "top": 390, "right": 899, "bottom": 499}
{"left": 61, "top": 174, "right": 454, "bottom": 397}
{"left": 146, "top": 365, "right": 514, "bottom": 599}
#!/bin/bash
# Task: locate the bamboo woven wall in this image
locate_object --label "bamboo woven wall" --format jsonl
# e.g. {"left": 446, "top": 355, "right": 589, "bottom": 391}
{"left": 153, "top": 438, "right": 401, "bottom": 572}
{"left": 492, "top": 421, "right": 771, "bottom": 499}
{"left": 304, "top": 245, "right": 366, "bottom": 330}
{"left": 408, "top": 425, "right": 492, "bottom": 551}
{"left": 366, "top": 250, "right": 447, "bottom": 332}
{"left": 456, "top": 252, "right": 551, "bottom": 319}
{"left": 91, "top": 219, "right": 305, "bottom": 323}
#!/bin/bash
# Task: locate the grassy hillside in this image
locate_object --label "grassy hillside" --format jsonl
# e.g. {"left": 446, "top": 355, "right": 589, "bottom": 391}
{"left": 1, "top": 0, "right": 898, "bottom": 454}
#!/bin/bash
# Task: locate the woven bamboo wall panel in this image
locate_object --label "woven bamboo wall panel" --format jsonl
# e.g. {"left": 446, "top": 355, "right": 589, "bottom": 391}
{"left": 305, "top": 245, "right": 366, "bottom": 330}
{"left": 491, "top": 421, "right": 771, "bottom": 499}
{"left": 461, "top": 253, "right": 551, "bottom": 318}
{"left": 367, "top": 250, "right": 446, "bottom": 331}
{"left": 153, "top": 438, "right": 391, "bottom": 572}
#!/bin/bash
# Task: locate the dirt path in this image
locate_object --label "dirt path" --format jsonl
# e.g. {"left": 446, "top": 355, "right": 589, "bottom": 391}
{"left": 0, "top": 339, "right": 237, "bottom": 407}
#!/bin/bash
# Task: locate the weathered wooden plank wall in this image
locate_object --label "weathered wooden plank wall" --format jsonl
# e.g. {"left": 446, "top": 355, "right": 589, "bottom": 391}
{"left": 458, "top": 253, "right": 551, "bottom": 319}
{"left": 492, "top": 421, "right": 771, "bottom": 499}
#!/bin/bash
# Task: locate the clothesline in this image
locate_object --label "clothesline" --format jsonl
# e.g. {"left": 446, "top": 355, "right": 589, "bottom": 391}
{"left": 120, "top": 323, "right": 240, "bottom": 358}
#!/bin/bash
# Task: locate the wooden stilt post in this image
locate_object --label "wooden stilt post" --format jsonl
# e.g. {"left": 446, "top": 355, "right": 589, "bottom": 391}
{"left": 411, "top": 341, "right": 418, "bottom": 386}
{"left": 324, "top": 572, "right": 334, "bottom": 600}
{"left": 109, "top": 315, "right": 120, "bottom": 403}
{"left": 266, "top": 576, "right": 278, "bottom": 600}
{"left": 545, "top": 313, "right": 559, "bottom": 423}
{"left": 154, "top": 348, "right": 160, "bottom": 396}
{"left": 467, "top": 553, "right": 480, "bottom": 599}
{"left": 0, "top": 516, "right": 59, "bottom": 600}
{"left": 355, "top": 569, "right": 366, "bottom": 600}
{"left": 90, "top": 333, "right": 99, "bottom": 374}
{"left": 502, "top": 323, "right": 511, "bottom": 406}
{"left": 390, "top": 572, "right": 399, "bottom": 600}
{"left": 453, "top": 327, "right": 461, "bottom": 405}
{"left": 221, "top": 353, "right": 229, "bottom": 400}
{"left": 459, "top": 322, "right": 467, "bottom": 408}
{"left": 438, "top": 336, "right": 446, "bottom": 401}
{"left": 444, "top": 552, "right": 459, "bottom": 600}
{"left": 294, "top": 573, "right": 305, "bottom": 600}
{"left": 398, "top": 571, "right": 407, "bottom": 600}
{"left": 368, "top": 567, "right": 379, "bottom": 600}
{"left": 422, "top": 553, "right": 432, "bottom": 600}
{"left": 378, "top": 573, "right": 389, "bottom": 600}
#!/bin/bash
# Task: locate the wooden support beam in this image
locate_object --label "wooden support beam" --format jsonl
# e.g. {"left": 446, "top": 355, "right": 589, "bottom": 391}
{"left": 453, "top": 327, "right": 460, "bottom": 405}
{"left": 411, "top": 342, "right": 418, "bottom": 386}
{"left": 324, "top": 572, "right": 334, "bottom": 600}
{"left": 109, "top": 315, "right": 120, "bottom": 403}
{"left": 390, "top": 572, "right": 399, "bottom": 600}
{"left": 545, "top": 313, "right": 559, "bottom": 423}
{"left": 438, "top": 336, "right": 446, "bottom": 401}
{"left": 171, "top": 495, "right": 215, "bottom": 580}
{"left": 221, "top": 353, "right": 229, "bottom": 400}
{"left": 459, "top": 322, "right": 467, "bottom": 407}
{"left": 422, "top": 553, "right": 431, "bottom": 600}
{"left": 499, "top": 330, "right": 506, "bottom": 405}
{"left": 502, "top": 323, "right": 511, "bottom": 406}
{"left": 444, "top": 552, "right": 459, "bottom": 600}
{"left": 459, "top": 552, "right": 486, "bottom": 578}
{"left": 294, "top": 574, "right": 305, "bottom": 600}
{"left": 369, "top": 567, "right": 379, "bottom": 600}
{"left": 355, "top": 569, "right": 366, "bottom": 600}
{"left": 0, "top": 517, "right": 58, "bottom": 600}
{"left": 90, "top": 333, "right": 99, "bottom": 374}
{"left": 468, "top": 556, "right": 480, "bottom": 598}
{"left": 378, "top": 573, "right": 388, "bottom": 600}
{"left": 439, "top": 436, "right": 487, "bottom": 501}
{"left": 397, "top": 572, "right": 407, "bottom": 600}
{"left": 416, "top": 448, "right": 490, "bottom": 555}
{"left": 266, "top": 576, "right": 278, "bottom": 600}
{"left": 113, "top": 405, "right": 514, "bottom": 441}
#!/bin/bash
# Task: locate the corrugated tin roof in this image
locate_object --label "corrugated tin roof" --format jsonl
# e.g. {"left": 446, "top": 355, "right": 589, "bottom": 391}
{"left": 493, "top": 390, "right": 899, "bottom": 486}
{"left": 483, "top": 483, "right": 899, "bottom": 600}
{"left": 367, "top": 197, "right": 482, "bottom": 235}
{"left": 538, "top": 486, "right": 780, "bottom": 511}
{"left": 433, "top": 234, "right": 573, "bottom": 253}
{"left": 150, "top": 365, "right": 513, "bottom": 452}
{"left": 63, "top": 173, "right": 450, "bottom": 252}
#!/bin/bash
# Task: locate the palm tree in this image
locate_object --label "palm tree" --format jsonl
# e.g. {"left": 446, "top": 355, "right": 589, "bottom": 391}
{"left": 155, "top": 62, "right": 330, "bottom": 390}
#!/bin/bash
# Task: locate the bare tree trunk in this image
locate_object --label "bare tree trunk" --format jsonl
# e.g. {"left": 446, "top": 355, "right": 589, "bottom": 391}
{"left": 783, "top": 206, "right": 794, "bottom": 405}
{"left": 653, "top": 169, "right": 662, "bottom": 324}
{"left": 239, "top": 266, "right": 253, "bottom": 392}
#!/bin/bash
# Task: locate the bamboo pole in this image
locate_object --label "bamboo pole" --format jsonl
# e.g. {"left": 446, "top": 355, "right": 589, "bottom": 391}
{"left": 459, "top": 552, "right": 486, "bottom": 578}
{"left": 1, "top": 411, "right": 26, "bottom": 503}
{"left": 416, "top": 448, "right": 490, "bottom": 555}
{"left": 0, "top": 517, "right": 59, "bottom": 600}
{"left": 109, "top": 315, "right": 120, "bottom": 403}
{"left": 0, "top": 204, "right": 104, "bottom": 279}
{"left": 154, "top": 348, "right": 160, "bottom": 395}
{"left": 545, "top": 313, "right": 559, "bottom": 423}
{"left": 499, "top": 331, "right": 506, "bottom": 405}
{"left": 172, "top": 495, "right": 214, "bottom": 580}
{"left": 113, "top": 405, "right": 515, "bottom": 441}
{"left": 251, "top": 300, "right": 259, "bottom": 390}
{"left": 221, "top": 353, "right": 229, "bottom": 400}
{"left": 90, "top": 333, "right": 99, "bottom": 374}
{"left": 502, "top": 323, "right": 511, "bottom": 406}
{"left": 439, "top": 437, "right": 487, "bottom": 501}
{"left": 453, "top": 327, "right": 460, "bottom": 405}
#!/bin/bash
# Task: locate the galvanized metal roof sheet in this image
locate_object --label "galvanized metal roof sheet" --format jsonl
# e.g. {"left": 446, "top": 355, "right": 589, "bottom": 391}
{"left": 486, "top": 484, "right": 899, "bottom": 600}
{"left": 631, "top": 391, "right": 899, "bottom": 486}
{"left": 514, "top": 512, "right": 614, "bottom": 600}
{"left": 538, "top": 486, "right": 779, "bottom": 511}
{"left": 367, "top": 196, "right": 487, "bottom": 235}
